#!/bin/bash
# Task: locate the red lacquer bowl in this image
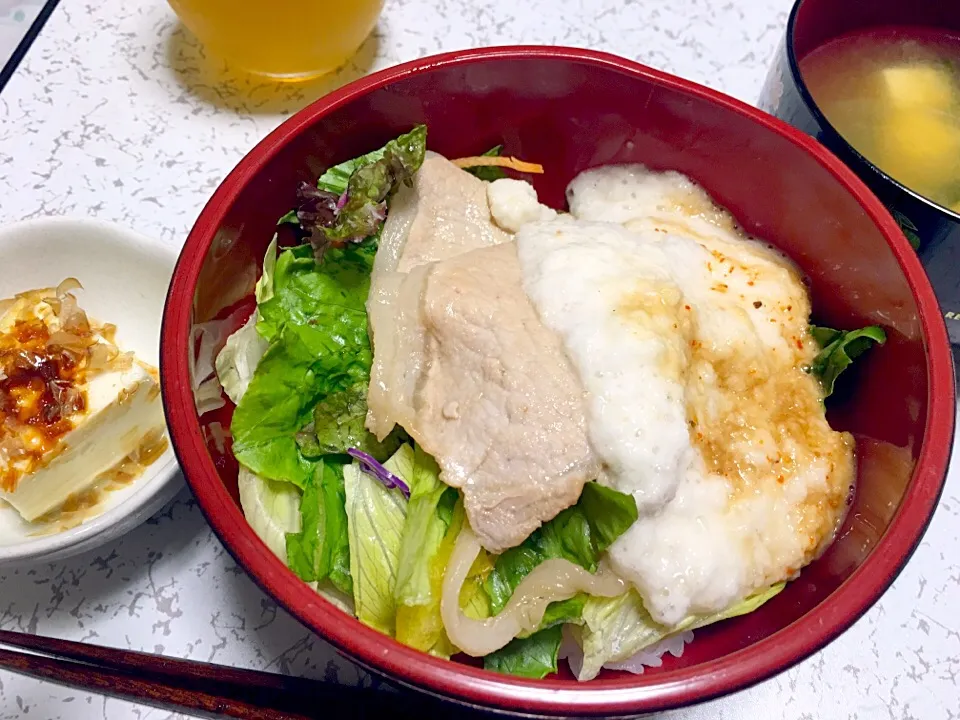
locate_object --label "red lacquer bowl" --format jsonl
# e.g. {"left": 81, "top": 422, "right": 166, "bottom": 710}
{"left": 160, "top": 47, "right": 955, "bottom": 716}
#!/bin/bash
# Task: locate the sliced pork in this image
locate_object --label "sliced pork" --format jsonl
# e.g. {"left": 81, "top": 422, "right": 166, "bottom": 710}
{"left": 366, "top": 154, "right": 511, "bottom": 439}
{"left": 412, "top": 242, "right": 599, "bottom": 552}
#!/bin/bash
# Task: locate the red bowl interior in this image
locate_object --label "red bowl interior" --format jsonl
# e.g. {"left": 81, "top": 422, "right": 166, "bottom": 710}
{"left": 160, "top": 47, "right": 955, "bottom": 716}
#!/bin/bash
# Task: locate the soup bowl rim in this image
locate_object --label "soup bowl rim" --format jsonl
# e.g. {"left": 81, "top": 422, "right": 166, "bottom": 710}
{"left": 783, "top": 0, "right": 960, "bottom": 222}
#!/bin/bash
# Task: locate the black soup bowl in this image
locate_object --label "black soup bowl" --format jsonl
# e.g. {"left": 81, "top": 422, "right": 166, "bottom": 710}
{"left": 760, "top": 0, "right": 960, "bottom": 348}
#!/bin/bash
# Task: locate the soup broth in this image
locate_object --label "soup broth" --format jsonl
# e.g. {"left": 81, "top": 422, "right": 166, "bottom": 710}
{"left": 800, "top": 28, "right": 960, "bottom": 214}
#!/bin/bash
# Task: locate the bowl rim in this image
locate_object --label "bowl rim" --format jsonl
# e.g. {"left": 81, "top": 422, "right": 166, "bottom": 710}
{"left": 0, "top": 216, "right": 181, "bottom": 564}
{"left": 783, "top": 0, "right": 960, "bottom": 222}
{"left": 160, "top": 45, "right": 956, "bottom": 716}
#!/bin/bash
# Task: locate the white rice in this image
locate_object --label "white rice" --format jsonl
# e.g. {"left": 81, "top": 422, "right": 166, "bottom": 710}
{"left": 558, "top": 626, "right": 695, "bottom": 677}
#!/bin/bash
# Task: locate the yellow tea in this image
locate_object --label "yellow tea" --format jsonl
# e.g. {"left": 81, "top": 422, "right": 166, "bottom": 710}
{"left": 169, "top": 0, "right": 384, "bottom": 80}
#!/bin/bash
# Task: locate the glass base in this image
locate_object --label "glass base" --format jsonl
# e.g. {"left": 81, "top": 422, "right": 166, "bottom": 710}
{"left": 238, "top": 66, "right": 340, "bottom": 83}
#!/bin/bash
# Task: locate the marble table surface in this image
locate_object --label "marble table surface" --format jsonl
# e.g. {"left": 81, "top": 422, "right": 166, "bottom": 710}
{"left": 0, "top": 0, "right": 43, "bottom": 69}
{"left": 0, "top": 0, "right": 958, "bottom": 718}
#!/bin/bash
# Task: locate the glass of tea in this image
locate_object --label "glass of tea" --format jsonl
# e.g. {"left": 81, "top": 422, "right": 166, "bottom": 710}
{"left": 760, "top": 0, "right": 960, "bottom": 347}
{"left": 168, "top": 0, "right": 385, "bottom": 81}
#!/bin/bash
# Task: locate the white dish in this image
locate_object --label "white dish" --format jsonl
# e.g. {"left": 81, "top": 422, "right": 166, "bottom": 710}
{"left": 0, "top": 217, "right": 181, "bottom": 564}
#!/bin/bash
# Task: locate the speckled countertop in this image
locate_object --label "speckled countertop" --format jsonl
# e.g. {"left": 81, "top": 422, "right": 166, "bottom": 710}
{"left": 0, "top": 0, "right": 957, "bottom": 718}
{"left": 0, "top": 0, "right": 43, "bottom": 69}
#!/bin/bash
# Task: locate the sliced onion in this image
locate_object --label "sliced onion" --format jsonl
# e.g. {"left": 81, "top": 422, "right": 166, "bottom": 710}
{"left": 191, "top": 307, "right": 249, "bottom": 390}
{"left": 194, "top": 376, "right": 226, "bottom": 415}
{"left": 440, "top": 525, "right": 626, "bottom": 657}
{"left": 205, "top": 421, "right": 230, "bottom": 453}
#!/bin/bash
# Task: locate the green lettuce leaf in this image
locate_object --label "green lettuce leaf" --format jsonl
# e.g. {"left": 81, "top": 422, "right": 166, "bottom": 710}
{"left": 479, "top": 481, "right": 637, "bottom": 676}
{"left": 538, "top": 595, "right": 587, "bottom": 631}
{"left": 277, "top": 209, "right": 299, "bottom": 226}
{"left": 486, "top": 482, "right": 638, "bottom": 615}
{"left": 236, "top": 466, "right": 302, "bottom": 565}
{"left": 276, "top": 127, "right": 426, "bottom": 231}
{"left": 686, "top": 583, "right": 786, "bottom": 631}
{"left": 215, "top": 312, "right": 268, "bottom": 405}
{"left": 393, "top": 445, "right": 458, "bottom": 607}
{"left": 310, "top": 382, "right": 405, "bottom": 461}
{"left": 255, "top": 242, "right": 374, "bottom": 343}
{"left": 232, "top": 241, "right": 383, "bottom": 484}
{"left": 285, "top": 459, "right": 352, "bottom": 594}
{"left": 254, "top": 237, "right": 278, "bottom": 305}
{"left": 575, "top": 482, "right": 641, "bottom": 554}
{"left": 315, "top": 581, "right": 356, "bottom": 615}
{"left": 577, "top": 591, "right": 666, "bottom": 681}
{"left": 460, "top": 569, "right": 492, "bottom": 620}
{"left": 394, "top": 486, "right": 461, "bottom": 658}
{"left": 236, "top": 133, "right": 425, "bottom": 481}
{"left": 454, "top": 507, "right": 495, "bottom": 622}
{"left": 343, "top": 450, "right": 409, "bottom": 635}
{"left": 317, "top": 145, "right": 390, "bottom": 196}
{"left": 294, "top": 426, "right": 325, "bottom": 460}
{"left": 349, "top": 443, "right": 459, "bottom": 656}
{"left": 230, "top": 323, "right": 333, "bottom": 488}
{"left": 577, "top": 583, "right": 786, "bottom": 681}
{"left": 483, "top": 625, "right": 564, "bottom": 679}
{"left": 810, "top": 325, "right": 886, "bottom": 396}
{"left": 307, "top": 126, "right": 428, "bottom": 258}
{"left": 463, "top": 145, "right": 507, "bottom": 183}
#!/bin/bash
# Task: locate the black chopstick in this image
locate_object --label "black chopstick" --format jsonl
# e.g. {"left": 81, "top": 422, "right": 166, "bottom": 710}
{"left": 0, "top": 628, "right": 319, "bottom": 698}
{"left": 0, "top": 628, "right": 487, "bottom": 719}
{"left": 0, "top": 646, "right": 310, "bottom": 720}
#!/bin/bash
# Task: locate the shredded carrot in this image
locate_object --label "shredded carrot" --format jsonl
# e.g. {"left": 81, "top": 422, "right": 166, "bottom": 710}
{"left": 451, "top": 156, "right": 545, "bottom": 174}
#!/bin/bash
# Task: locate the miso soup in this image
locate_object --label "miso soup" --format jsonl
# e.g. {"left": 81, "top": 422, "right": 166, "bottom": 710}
{"left": 800, "top": 28, "right": 960, "bottom": 214}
